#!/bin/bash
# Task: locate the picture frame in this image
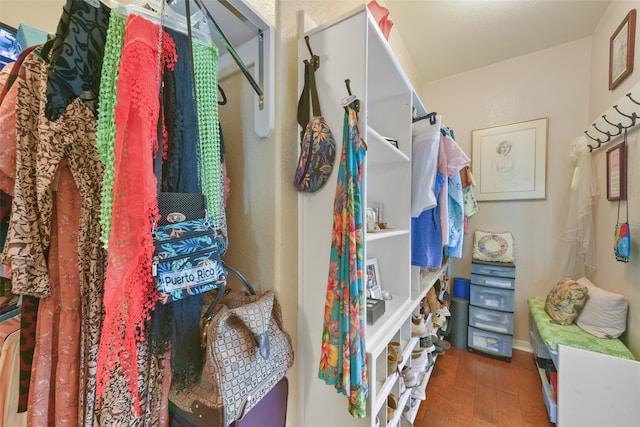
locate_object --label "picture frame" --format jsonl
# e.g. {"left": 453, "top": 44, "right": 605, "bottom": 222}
{"left": 609, "top": 9, "right": 636, "bottom": 90}
{"left": 365, "top": 259, "right": 382, "bottom": 300}
{"left": 606, "top": 142, "right": 627, "bottom": 201}
{"left": 471, "top": 117, "right": 548, "bottom": 201}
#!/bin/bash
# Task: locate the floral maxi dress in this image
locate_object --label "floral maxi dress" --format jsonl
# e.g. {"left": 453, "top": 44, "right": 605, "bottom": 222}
{"left": 318, "top": 106, "right": 368, "bottom": 418}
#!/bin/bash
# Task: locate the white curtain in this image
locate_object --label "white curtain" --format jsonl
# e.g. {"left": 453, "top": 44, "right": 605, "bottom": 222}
{"left": 558, "top": 135, "right": 599, "bottom": 279}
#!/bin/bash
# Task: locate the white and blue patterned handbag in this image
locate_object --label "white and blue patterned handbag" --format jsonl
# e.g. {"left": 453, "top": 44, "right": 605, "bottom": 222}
{"left": 152, "top": 218, "right": 227, "bottom": 304}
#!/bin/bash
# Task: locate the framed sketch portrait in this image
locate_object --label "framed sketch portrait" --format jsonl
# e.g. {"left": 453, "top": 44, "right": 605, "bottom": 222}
{"left": 365, "top": 259, "right": 383, "bottom": 300}
{"left": 471, "top": 117, "right": 548, "bottom": 201}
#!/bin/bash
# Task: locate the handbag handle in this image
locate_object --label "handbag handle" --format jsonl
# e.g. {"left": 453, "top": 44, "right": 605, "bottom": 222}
{"left": 202, "top": 265, "right": 256, "bottom": 321}
{"left": 296, "top": 58, "right": 322, "bottom": 140}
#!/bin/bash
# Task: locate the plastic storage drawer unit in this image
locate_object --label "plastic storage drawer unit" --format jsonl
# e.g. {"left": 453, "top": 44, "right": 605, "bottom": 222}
{"left": 467, "top": 326, "right": 513, "bottom": 358}
{"left": 469, "top": 305, "right": 514, "bottom": 334}
{"left": 542, "top": 383, "right": 557, "bottom": 423}
{"left": 470, "top": 261, "right": 516, "bottom": 278}
{"left": 470, "top": 273, "right": 515, "bottom": 289}
{"left": 470, "top": 285, "right": 515, "bottom": 312}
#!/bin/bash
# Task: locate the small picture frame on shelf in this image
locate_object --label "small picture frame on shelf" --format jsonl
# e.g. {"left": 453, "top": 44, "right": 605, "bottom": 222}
{"left": 365, "top": 258, "right": 383, "bottom": 300}
{"left": 384, "top": 137, "right": 399, "bottom": 149}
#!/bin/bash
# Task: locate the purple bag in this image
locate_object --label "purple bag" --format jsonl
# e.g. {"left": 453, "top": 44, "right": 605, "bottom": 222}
{"left": 294, "top": 58, "right": 336, "bottom": 193}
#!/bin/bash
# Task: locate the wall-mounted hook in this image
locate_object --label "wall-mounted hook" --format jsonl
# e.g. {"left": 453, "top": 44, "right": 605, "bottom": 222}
{"left": 612, "top": 105, "right": 638, "bottom": 127}
{"left": 602, "top": 113, "right": 623, "bottom": 136}
{"left": 627, "top": 92, "right": 640, "bottom": 106}
{"left": 592, "top": 122, "right": 612, "bottom": 141}
{"left": 345, "top": 79, "right": 352, "bottom": 96}
{"left": 342, "top": 79, "right": 360, "bottom": 112}
{"left": 305, "top": 35, "right": 320, "bottom": 70}
{"left": 584, "top": 130, "right": 605, "bottom": 151}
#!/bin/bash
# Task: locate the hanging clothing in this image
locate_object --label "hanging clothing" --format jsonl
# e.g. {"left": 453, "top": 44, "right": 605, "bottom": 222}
{"left": 445, "top": 172, "right": 465, "bottom": 258}
{"left": 437, "top": 133, "right": 470, "bottom": 248}
{"left": 45, "top": 0, "right": 111, "bottom": 121}
{"left": 558, "top": 135, "right": 599, "bottom": 278}
{"left": 412, "top": 172, "right": 445, "bottom": 268}
{"left": 411, "top": 114, "right": 441, "bottom": 217}
{"left": 27, "top": 160, "right": 82, "bottom": 427}
{"left": 193, "top": 42, "right": 225, "bottom": 233}
{"left": 95, "top": 14, "right": 177, "bottom": 416}
{"left": 461, "top": 167, "right": 480, "bottom": 218}
{"left": 318, "top": 106, "right": 368, "bottom": 418}
{"left": 97, "top": 8, "right": 126, "bottom": 248}
{"left": 0, "top": 49, "right": 106, "bottom": 427}
{"left": 0, "top": 330, "right": 25, "bottom": 426}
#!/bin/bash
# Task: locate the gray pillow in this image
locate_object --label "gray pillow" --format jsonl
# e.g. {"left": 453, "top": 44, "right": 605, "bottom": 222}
{"left": 575, "top": 277, "right": 628, "bottom": 338}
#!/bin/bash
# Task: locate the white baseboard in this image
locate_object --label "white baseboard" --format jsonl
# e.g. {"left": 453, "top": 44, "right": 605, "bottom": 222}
{"left": 513, "top": 339, "right": 533, "bottom": 353}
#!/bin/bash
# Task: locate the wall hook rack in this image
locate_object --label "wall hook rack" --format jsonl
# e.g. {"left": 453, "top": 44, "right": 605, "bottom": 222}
{"left": 586, "top": 80, "right": 640, "bottom": 151}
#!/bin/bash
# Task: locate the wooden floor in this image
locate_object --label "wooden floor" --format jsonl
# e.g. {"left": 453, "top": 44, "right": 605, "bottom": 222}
{"left": 414, "top": 347, "right": 554, "bottom": 427}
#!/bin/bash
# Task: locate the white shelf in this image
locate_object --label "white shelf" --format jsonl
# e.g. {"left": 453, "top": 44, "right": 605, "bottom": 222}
{"left": 366, "top": 296, "right": 412, "bottom": 355}
{"left": 366, "top": 126, "right": 410, "bottom": 166}
{"left": 298, "top": 6, "right": 438, "bottom": 427}
{"left": 366, "top": 229, "right": 409, "bottom": 241}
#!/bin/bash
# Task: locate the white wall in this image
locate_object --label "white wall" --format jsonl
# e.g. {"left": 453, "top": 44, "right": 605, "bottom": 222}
{"left": 420, "top": 38, "right": 593, "bottom": 347}
{"left": 587, "top": 0, "right": 640, "bottom": 357}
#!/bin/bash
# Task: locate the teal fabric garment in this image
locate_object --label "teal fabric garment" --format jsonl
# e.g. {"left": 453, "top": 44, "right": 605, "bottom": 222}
{"left": 318, "top": 106, "right": 368, "bottom": 418}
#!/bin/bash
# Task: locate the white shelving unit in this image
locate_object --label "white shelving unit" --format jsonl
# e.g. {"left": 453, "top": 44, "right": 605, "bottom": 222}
{"left": 297, "top": 6, "right": 444, "bottom": 427}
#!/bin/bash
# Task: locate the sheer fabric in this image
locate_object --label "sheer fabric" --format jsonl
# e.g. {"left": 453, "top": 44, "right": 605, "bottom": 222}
{"left": 95, "top": 14, "right": 176, "bottom": 415}
{"left": 558, "top": 135, "right": 599, "bottom": 278}
{"left": 97, "top": 9, "right": 127, "bottom": 248}
{"left": 45, "top": 0, "right": 111, "bottom": 121}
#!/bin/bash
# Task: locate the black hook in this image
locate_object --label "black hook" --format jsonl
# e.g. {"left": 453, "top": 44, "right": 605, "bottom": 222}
{"left": 218, "top": 84, "right": 227, "bottom": 105}
{"left": 305, "top": 36, "right": 320, "bottom": 70}
{"left": 342, "top": 79, "right": 360, "bottom": 113}
{"left": 584, "top": 130, "right": 604, "bottom": 151}
{"left": 612, "top": 105, "right": 638, "bottom": 127}
{"left": 592, "top": 122, "right": 612, "bottom": 140}
{"left": 627, "top": 92, "right": 640, "bottom": 106}
{"left": 602, "top": 114, "right": 623, "bottom": 136}
{"left": 345, "top": 79, "right": 352, "bottom": 96}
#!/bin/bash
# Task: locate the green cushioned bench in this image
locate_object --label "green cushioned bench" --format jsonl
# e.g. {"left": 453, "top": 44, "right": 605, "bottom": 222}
{"left": 528, "top": 297, "right": 635, "bottom": 361}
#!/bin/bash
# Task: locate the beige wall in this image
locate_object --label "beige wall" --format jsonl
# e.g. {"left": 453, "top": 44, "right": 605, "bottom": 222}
{"left": 587, "top": 0, "right": 640, "bottom": 357}
{"left": 420, "top": 0, "right": 640, "bottom": 359}
{"left": 5, "top": 1, "right": 639, "bottom": 426}
{"left": 420, "top": 38, "right": 593, "bottom": 349}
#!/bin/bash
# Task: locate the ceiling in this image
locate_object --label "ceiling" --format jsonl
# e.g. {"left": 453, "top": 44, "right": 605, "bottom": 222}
{"left": 384, "top": 0, "right": 612, "bottom": 83}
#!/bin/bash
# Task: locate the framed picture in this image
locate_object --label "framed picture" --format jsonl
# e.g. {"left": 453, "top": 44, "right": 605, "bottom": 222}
{"left": 471, "top": 117, "right": 548, "bottom": 201}
{"left": 606, "top": 142, "right": 627, "bottom": 201}
{"left": 609, "top": 9, "right": 636, "bottom": 90}
{"left": 365, "top": 259, "right": 382, "bottom": 300}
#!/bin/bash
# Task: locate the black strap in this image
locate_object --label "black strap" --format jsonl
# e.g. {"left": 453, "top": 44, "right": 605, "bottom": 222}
{"left": 202, "top": 265, "right": 256, "bottom": 321}
{"left": 296, "top": 58, "right": 322, "bottom": 142}
{"left": 617, "top": 128, "right": 629, "bottom": 223}
{"left": 297, "top": 60, "right": 311, "bottom": 134}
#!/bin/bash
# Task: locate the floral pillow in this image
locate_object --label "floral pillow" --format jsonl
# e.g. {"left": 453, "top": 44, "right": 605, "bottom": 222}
{"left": 545, "top": 277, "right": 589, "bottom": 325}
{"left": 472, "top": 230, "right": 515, "bottom": 263}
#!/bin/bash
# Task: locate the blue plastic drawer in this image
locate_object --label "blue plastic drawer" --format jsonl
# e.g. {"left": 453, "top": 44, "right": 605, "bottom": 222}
{"left": 542, "top": 383, "right": 557, "bottom": 423}
{"left": 470, "top": 273, "right": 515, "bottom": 289}
{"left": 469, "top": 305, "right": 514, "bottom": 334}
{"left": 471, "top": 261, "right": 515, "bottom": 278}
{"left": 467, "top": 326, "right": 512, "bottom": 358}
{"left": 470, "top": 285, "right": 515, "bottom": 312}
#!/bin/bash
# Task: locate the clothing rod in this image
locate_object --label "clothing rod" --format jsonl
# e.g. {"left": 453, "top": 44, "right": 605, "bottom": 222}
{"left": 195, "top": 0, "right": 264, "bottom": 101}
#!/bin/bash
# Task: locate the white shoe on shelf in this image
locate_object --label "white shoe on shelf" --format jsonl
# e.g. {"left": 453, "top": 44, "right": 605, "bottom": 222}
{"left": 411, "top": 314, "right": 427, "bottom": 337}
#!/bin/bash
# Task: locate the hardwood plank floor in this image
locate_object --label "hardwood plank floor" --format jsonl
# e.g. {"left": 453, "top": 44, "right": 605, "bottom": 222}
{"left": 415, "top": 347, "right": 554, "bottom": 427}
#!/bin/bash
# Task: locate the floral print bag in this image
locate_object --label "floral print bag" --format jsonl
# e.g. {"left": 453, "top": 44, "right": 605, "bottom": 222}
{"left": 294, "top": 57, "right": 336, "bottom": 193}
